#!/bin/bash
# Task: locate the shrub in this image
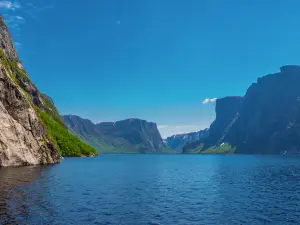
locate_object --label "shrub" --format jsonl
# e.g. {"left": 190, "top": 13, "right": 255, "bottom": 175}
{"left": 37, "top": 108, "right": 97, "bottom": 157}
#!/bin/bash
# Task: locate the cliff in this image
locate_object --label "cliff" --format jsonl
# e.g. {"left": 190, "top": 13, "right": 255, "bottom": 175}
{"left": 224, "top": 65, "right": 300, "bottom": 154}
{"left": 184, "top": 65, "right": 300, "bottom": 155}
{"left": 183, "top": 97, "right": 242, "bottom": 154}
{"left": 204, "top": 96, "right": 242, "bottom": 147}
{"left": 62, "top": 115, "right": 171, "bottom": 153}
{"left": 0, "top": 16, "right": 60, "bottom": 166}
{"left": 0, "top": 16, "right": 96, "bottom": 166}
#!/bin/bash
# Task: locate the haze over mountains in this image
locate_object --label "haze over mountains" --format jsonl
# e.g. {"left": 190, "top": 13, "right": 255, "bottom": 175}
{"left": 62, "top": 115, "right": 170, "bottom": 154}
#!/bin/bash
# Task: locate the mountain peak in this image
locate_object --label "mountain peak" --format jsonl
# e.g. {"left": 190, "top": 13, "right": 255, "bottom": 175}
{"left": 0, "top": 15, "right": 19, "bottom": 62}
{"left": 280, "top": 65, "right": 300, "bottom": 74}
{"left": 0, "top": 15, "right": 5, "bottom": 25}
{"left": 121, "top": 118, "right": 146, "bottom": 123}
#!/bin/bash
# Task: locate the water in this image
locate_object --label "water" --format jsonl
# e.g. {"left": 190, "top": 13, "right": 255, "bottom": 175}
{"left": 1, "top": 155, "right": 300, "bottom": 225}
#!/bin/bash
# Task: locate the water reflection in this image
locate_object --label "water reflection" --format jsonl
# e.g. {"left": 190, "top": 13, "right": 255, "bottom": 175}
{"left": 0, "top": 165, "right": 46, "bottom": 224}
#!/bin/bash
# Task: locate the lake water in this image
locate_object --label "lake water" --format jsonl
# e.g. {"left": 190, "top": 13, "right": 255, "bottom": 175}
{"left": 0, "top": 154, "right": 300, "bottom": 225}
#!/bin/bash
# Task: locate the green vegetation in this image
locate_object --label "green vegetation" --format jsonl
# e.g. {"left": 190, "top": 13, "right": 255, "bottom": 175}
{"left": 183, "top": 142, "right": 235, "bottom": 154}
{"left": 10, "top": 60, "right": 30, "bottom": 82}
{"left": 183, "top": 142, "right": 205, "bottom": 154}
{"left": 37, "top": 108, "right": 97, "bottom": 157}
{"left": 1, "top": 48, "right": 96, "bottom": 157}
{"left": 0, "top": 49, "right": 18, "bottom": 84}
{"left": 40, "top": 93, "right": 65, "bottom": 126}
{"left": 67, "top": 128, "right": 174, "bottom": 154}
{"left": 201, "top": 143, "right": 235, "bottom": 154}
{"left": 70, "top": 132, "right": 140, "bottom": 154}
{"left": 0, "top": 49, "right": 33, "bottom": 104}
{"left": 161, "top": 147, "right": 174, "bottom": 154}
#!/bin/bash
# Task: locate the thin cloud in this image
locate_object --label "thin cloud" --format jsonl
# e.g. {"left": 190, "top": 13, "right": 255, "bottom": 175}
{"left": 202, "top": 98, "right": 217, "bottom": 104}
{"left": 1, "top": 1, "right": 55, "bottom": 46}
{"left": 15, "top": 15, "right": 24, "bottom": 20}
{"left": 14, "top": 41, "right": 21, "bottom": 49}
{"left": 4, "top": 15, "right": 25, "bottom": 33}
{"left": 24, "top": 3, "right": 55, "bottom": 19}
{"left": 25, "top": 3, "right": 36, "bottom": 9}
{"left": 158, "top": 125, "right": 169, "bottom": 129}
{"left": 0, "top": 1, "right": 20, "bottom": 11}
{"left": 5, "top": 15, "right": 25, "bottom": 24}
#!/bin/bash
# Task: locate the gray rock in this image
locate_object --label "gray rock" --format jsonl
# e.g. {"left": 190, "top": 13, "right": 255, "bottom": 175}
{"left": 0, "top": 16, "right": 60, "bottom": 166}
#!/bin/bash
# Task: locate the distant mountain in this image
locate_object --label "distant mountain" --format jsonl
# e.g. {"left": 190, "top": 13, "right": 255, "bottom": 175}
{"left": 62, "top": 115, "right": 171, "bottom": 154}
{"left": 165, "top": 129, "right": 209, "bottom": 152}
{"left": 184, "top": 65, "right": 300, "bottom": 155}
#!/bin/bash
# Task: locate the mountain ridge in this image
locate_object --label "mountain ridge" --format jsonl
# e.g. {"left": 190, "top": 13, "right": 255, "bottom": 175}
{"left": 62, "top": 114, "right": 171, "bottom": 154}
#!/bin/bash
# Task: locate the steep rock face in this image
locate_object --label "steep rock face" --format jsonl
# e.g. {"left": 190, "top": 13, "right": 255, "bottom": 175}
{"left": 0, "top": 18, "right": 19, "bottom": 62}
{"left": 97, "top": 118, "right": 168, "bottom": 153}
{"left": 0, "top": 17, "right": 60, "bottom": 166}
{"left": 225, "top": 66, "right": 300, "bottom": 154}
{"left": 183, "top": 97, "right": 242, "bottom": 153}
{"left": 63, "top": 115, "right": 99, "bottom": 137}
{"left": 62, "top": 115, "right": 170, "bottom": 153}
{"left": 205, "top": 96, "right": 242, "bottom": 147}
{"left": 165, "top": 129, "right": 209, "bottom": 152}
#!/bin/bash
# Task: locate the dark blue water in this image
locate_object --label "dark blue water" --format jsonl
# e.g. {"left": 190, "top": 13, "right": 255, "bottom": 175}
{"left": 1, "top": 155, "right": 300, "bottom": 224}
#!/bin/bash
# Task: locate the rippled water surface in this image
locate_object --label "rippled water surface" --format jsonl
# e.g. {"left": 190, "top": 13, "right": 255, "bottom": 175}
{"left": 1, "top": 154, "right": 300, "bottom": 224}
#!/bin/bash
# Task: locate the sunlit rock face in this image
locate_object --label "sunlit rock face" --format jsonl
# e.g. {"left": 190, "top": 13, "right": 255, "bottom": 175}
{"left": 0, "top": 16, "right": 60, "bottom": 166}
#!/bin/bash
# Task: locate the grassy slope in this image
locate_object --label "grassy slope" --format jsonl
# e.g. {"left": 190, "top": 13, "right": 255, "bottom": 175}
{"left": 201, "top": 144, "right": 235, "bottom": 154}
{"left": 184, "top": 142, "right": 235, "bottom": 154}
{"left": 70, "top": 130, "right": 139, "bottom": 154}
{"left": 38, "top": 109, "right": 96, "bottom": 156}
{"left": 0, "top": 49, "right": 96, "bottom": 157}
{"left": 68, "top": 127, "right": 173, "bottom": 154}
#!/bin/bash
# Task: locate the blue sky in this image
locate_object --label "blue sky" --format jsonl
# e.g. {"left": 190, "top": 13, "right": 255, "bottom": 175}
{"left": 1, "top": 0, "right": 300, "bottom": 137}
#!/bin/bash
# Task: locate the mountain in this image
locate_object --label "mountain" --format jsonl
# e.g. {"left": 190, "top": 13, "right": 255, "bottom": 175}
{"left": 184, "top": 65, "right": 300, "bottom": 155}
{"left": 183, "top": 97, "right": 242, "bottom": 154}
{"left": 62, "top": 115, "right": 171, "bottom": 153}
{"left": 0, "top": 16, "right": 96, "bottom": 166}
{"left": 165, "top": 129, "right": 209, "bottom": 152}
{"left": 224, "top": 65, "right": 300, "bottom": 154}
